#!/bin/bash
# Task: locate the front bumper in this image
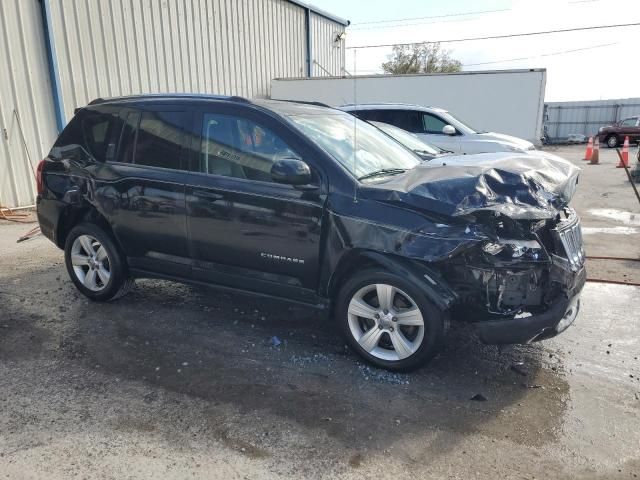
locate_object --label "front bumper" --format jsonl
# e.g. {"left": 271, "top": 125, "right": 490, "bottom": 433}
{"left": 476, "top": 266, "right": 586, "bottom": 344}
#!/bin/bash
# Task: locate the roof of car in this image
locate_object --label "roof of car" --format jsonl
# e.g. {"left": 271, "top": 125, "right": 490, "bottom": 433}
{"left": 339, "top": 103, "right": 448, "bottom": 113}
{"left": 252, "top": 99, "right": 344, "bottom": 116}
{"left": 85, "top": 95, "right": 342, "bottom": 117}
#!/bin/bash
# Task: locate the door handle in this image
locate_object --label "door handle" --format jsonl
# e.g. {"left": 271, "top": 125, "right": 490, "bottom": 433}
{"left": 192, "top": 189, "right": 223, "bottom": 201}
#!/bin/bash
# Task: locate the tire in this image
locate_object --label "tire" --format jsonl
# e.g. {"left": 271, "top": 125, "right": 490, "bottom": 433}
{"left": 336, "top": 269, "right": 446, "bottom": 371}
{"left": 64, "top": 223, "right": 134, "bottom": 301}
{"left": 606, "top": 135, "right": 618, "bottom": 148}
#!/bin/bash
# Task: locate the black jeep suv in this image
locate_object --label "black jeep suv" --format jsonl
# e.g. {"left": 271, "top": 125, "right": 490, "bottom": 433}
{"left": 37, "top": 95, "right": 585, "bottom": 370}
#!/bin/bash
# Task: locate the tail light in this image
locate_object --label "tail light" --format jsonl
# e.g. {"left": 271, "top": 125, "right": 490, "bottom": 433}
{"left": 36, "top": 159, "right": 46, "bottom": 195}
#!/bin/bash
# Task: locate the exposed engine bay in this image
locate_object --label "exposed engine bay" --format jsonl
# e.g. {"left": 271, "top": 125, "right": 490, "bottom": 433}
{"left": 439, "top": 207, "right": 585, "bottom": 320}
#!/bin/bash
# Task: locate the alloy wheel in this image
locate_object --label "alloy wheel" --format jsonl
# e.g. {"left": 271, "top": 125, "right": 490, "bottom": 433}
{"left": 347, "top": 283, "right": 425, "bottom": 361}
{"left": 71, "top": 235, "right": 111, "bottom": 292}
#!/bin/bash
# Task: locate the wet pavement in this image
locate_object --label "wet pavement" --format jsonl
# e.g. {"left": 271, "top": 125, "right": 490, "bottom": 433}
{"left": 0, "top": 218, "right": 639, "bottom": 479}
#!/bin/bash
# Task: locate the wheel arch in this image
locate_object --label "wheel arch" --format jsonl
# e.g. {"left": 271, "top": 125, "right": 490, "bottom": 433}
{"left": 56, "top": 204, "right": 122, "bottom": 253}
{"left": 326, "top": 249, "right": 457, "bottom": 312}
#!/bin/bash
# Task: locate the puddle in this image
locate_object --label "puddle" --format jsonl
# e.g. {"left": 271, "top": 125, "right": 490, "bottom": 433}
{"left": 582, "top": 226, "right": 639, "bottom": 235}
{"left": 588, "top": 209, "right": 640, "bottom": 226}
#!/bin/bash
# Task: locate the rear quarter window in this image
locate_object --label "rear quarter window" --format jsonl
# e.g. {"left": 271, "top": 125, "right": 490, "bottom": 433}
{"left": 54, "top": 109, "right": 123, "bottom": 162}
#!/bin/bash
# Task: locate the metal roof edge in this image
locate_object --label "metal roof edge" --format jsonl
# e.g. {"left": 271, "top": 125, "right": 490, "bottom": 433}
{"left": 285, "top": 0, "right": 350, "bottom": 26}
{"left": 545, "top": 97, "right": 640, "bottom": 105}
{"left": 273, "top": 68, "right": 547, "bottom": 81}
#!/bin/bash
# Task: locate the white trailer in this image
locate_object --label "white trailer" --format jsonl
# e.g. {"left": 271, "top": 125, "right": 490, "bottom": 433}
{"left": 271, "top": 69, "right": 547, "bottom": 145}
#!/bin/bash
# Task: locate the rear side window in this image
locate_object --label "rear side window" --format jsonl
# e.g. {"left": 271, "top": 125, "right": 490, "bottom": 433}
{"left": 135, "top": 111, "right": 184, "bottom": 169}
{"left": 114, "top": 110, "right": 185, "bottom": 169}
{"left": 55, "top": 109, "right": 123, "bottom": 162}
{"left": 353, "top": 110, "right": 380, "bottom": 122}
{"left": 355, "top": 110, "right": 423, "bottom": 133}
{"left": 620, "top": 118, "right": 638, "bottom": 127}
{"left": 114, "top": 112, "right": 140, "bottom": 164}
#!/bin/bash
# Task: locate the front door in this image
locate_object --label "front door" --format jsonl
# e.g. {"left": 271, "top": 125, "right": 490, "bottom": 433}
{"left": 619, "top": 117, "right": 640, "bottom": 144}
{"left": 185, "top": 105, "right": 326, "bottom": 303}
{"left": 414, "top": 111, "right": 462, "bottom": 153}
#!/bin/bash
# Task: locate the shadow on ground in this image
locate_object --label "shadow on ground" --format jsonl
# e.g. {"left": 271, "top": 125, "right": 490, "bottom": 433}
{"left": 1, "top": 264, "right": 570, "bottom": 463}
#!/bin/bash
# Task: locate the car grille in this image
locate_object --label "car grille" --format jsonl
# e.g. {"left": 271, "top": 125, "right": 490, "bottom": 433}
{"left": 551, "top": 210, "right": 585, "bottom": 271}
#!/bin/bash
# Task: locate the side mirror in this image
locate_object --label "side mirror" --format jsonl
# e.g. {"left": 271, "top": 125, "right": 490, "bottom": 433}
{"left": 271, "top": 158, "right": 312, "bottom": 186}
{"left": 442, "top": 125, "right": 457, "bottom": 136}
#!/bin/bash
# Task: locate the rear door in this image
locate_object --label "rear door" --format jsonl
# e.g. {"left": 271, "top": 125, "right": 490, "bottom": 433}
{"left": 623, "top": 117, "right": 640, "bottom": 143}
{"left": 90, "top": 104, "right": 191, "bottom": 277}
{"left": 185, "top": 104, "right": 326, "bottom": 303}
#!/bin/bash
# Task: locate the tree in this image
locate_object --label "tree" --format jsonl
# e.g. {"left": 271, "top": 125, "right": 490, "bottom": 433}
{"left": 381, "top": 42, "right": 462, "bottom": 74}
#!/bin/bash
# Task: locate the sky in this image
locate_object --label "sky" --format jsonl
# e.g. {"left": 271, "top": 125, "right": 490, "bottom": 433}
{"left": 309, "top": 0, "right": 639, "bottom": 102}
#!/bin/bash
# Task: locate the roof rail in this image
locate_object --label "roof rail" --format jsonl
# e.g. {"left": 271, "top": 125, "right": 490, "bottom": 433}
{"left": 228, "top": 95, "right": 252, "bottom": 103}
{"left": 86, "top": 93, "right": 252, "bottom": 106}
{"left": 279, "top": 99, "right": 332, "bottom": 108}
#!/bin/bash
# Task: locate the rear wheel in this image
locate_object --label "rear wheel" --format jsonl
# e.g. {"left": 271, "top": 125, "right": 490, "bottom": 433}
{"left": 336, "top": 270, "right": 445, "bottom": 371}
{"left": 64, "top": 223, "right": 133, "bottom": 301}
{"left": 606, "top": 135, "right": 618, "bottom": 148}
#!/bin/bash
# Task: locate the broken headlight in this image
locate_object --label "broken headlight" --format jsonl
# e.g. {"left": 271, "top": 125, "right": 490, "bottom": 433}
{"left": 482, "top": 239, "right": 545, "bottom": 260}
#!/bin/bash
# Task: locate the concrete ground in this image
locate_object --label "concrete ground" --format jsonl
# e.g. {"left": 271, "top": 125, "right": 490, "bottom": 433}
{"left": 546, "top": 144, "right": 640, "bottom": 284}
{"left": 0, "top": 145, "right": 638, "bottom": 479}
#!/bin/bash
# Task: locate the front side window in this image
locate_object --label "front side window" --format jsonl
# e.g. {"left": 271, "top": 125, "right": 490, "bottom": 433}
{"left": 371, "top": 121, "right": 440, "bottom": 155}
{"left": 200, "top": 113, "right": 299, "bottom": 182}
{"left": 620, "top": 118, "right": 638, "bottom": 127}
{"left": 421, "top": 113, "right": 449, "bottom": 134}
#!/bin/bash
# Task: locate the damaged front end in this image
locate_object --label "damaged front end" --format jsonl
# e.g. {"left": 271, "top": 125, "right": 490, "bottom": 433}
{"left": 438, "top": 207, "right": 586, "bottom": 343}
{"left": 350, "top": 152, "right": 586, "bottom": 344}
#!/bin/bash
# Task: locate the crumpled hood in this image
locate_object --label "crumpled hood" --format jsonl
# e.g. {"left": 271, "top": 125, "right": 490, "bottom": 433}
{"left": 475, "top": 132, "right": 534, "bottom": 150}
{"left": 360, "top": 151, "right": 580, "bottom": 219}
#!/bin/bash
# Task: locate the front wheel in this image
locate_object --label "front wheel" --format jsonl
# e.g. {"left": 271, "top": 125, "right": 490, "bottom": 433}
{"left": 606, "top": 135, "right": 619, "bottom": 148}
{"left": 64, "top": 223, "right": 134, "bottom": 301}
{"left": 336, "top": 270, "right": 446, "bottom": 371}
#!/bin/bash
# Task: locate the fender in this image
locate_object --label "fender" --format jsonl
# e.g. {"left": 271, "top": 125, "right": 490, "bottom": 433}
{"left": 328, "top": 249, "right": 457, "bottom": 311}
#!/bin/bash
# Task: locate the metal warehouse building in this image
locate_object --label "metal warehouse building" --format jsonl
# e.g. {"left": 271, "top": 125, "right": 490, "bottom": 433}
{"left": 0, "top": 0, "right": 348, "bottom": 209}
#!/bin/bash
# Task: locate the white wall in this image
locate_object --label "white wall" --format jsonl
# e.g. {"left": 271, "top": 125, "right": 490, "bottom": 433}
{"left": 310, "top": 13, "right": 346, "bottom": 77}
{"left": 271, "top": 69, "right": 547, "bottom": 143}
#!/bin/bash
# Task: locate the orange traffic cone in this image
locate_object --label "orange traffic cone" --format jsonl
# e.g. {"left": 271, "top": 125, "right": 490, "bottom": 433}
{"left": 589, "top": 136, "right": 600, "bottom": 164}
{"left": 583, "top": 136, "right": 593, "bottom": 161}
{"left": 616, "top": 136, "right": 630, "bottom": 168}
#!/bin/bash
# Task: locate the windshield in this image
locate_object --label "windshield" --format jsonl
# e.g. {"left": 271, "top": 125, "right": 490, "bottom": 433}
{"left": 370, "top": 121, "right": 441, "bottom": 155}
{"left": 285, "top": 112, "right": 420, "bottom": 180}
{"left": 438, "top": 111, "right": 479, "bottom": 134}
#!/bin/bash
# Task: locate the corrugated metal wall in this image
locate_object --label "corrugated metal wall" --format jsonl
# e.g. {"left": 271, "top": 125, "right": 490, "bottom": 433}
{"left": 544, "top": 98, "right": 640, "bottom": 142}
{"left": 48, "top": 0, "right": 309, "bottom": 122}
{"left": 0, "top": 0, "right": 59, "bottom": 209}
{"left": 0, "top": 0, "right": 346, "bottom": 208}
{"left": 310, "top": 12, "right": 345, "bottom": 76}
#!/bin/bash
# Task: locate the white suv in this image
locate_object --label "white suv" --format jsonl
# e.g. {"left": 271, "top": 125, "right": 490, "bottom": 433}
{"left": 340, "top": 103, "right": 535, "bottom": 154}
